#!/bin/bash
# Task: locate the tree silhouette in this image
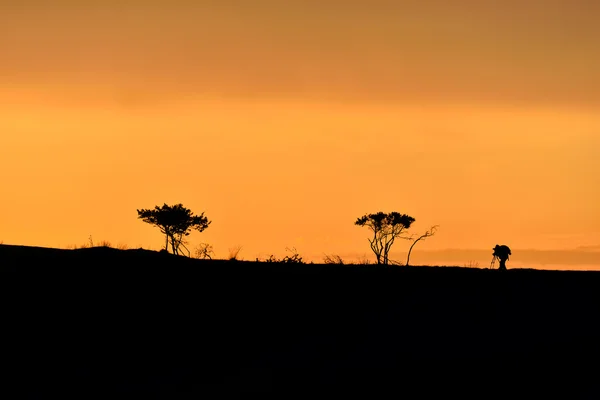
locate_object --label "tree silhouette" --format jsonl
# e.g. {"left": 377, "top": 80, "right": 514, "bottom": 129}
{"left": 406, "top": 225, "right": 439, "bottom": 266}
{"left": 194, "top": 243, "right": 215, "bottom": 260}
{"left": 137, "top": 203, "right": 211, "bottom": 255}
{"left": 355, "top": 212, "right": 415, "bottom": 265}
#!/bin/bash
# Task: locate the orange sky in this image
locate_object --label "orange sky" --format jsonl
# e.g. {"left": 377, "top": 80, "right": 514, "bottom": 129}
{"left": 1, "top": 1, "right": 599, "bottom": 268}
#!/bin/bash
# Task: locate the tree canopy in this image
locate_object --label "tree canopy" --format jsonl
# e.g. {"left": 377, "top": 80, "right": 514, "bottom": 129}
{"left": 137, "top": 203, "right": 211, "bottom": 256}
{"left": 355, "top": 212, "right": 415, "bottom": 265}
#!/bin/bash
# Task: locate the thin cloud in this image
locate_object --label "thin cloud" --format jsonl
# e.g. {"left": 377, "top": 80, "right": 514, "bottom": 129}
{"left": 576, "top": 245, "right": 600, "bottom": 252}
{"left": 340, "top": 248, "right": 600, "bottom": 268}
{"left": 1, "top": 1, "right": 599, "bottom": 107}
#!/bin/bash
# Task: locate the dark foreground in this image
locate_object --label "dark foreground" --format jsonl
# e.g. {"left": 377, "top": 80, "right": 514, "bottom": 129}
{"left": 1, "top": 245, "right": 600, "bottom": 398}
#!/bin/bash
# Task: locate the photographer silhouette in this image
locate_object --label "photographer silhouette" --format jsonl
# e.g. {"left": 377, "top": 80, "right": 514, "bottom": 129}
{"left": 492, "top": 244, "right": 511, "bottom": 270}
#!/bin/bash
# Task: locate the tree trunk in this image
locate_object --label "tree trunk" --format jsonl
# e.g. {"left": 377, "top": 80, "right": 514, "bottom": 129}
{"left": 406, "top": 238, "right": 420, "bottom": 267}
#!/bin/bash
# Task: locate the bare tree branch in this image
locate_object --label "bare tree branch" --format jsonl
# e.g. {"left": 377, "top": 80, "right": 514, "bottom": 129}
{"left": 406, "top": 225, "right": 439, "bottom": 266}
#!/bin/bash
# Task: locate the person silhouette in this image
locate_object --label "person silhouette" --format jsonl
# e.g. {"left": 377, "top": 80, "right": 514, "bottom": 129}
{"left": 493, "top": 245, "right": 511, "bottom": 270}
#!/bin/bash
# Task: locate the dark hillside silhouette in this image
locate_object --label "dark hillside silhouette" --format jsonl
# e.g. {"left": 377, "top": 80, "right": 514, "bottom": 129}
{"left": 0, "top": 244, "right": 599, "bottom": 397}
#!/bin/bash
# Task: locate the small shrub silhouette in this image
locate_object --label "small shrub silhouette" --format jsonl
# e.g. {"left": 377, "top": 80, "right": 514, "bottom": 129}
{"left": 263, "top": 247, "right": 304, "bottom": 264}
{"left": 228, "top": 245, "right": 243, "bottom": 261}
{"left": 323, "top": 254, "right": 344, "bottom": 265}
{"left": 195, "top": 243, "right": 215, "bottom": 260}
{"left": 354, "top": 254, "right": 371, "bottom": 265}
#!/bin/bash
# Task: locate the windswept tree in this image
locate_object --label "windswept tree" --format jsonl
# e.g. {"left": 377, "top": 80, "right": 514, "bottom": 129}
{"left": 406, "top": 225, "right": 439, "bottom": 266}
{"left": 355, "top": 212, "right": 415, "bottom": 265}
{"left": 137, "top": 203, "right": 211, "bottom": 255}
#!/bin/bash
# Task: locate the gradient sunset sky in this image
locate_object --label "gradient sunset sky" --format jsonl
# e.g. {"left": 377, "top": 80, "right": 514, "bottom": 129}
{"left": 1, "top": 1, "right": 599, "bottom": 268}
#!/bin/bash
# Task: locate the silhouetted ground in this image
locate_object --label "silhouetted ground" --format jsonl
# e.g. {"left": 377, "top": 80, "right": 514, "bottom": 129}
{"left": 1, "top": 244, "right": 599, "bottom": 398}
